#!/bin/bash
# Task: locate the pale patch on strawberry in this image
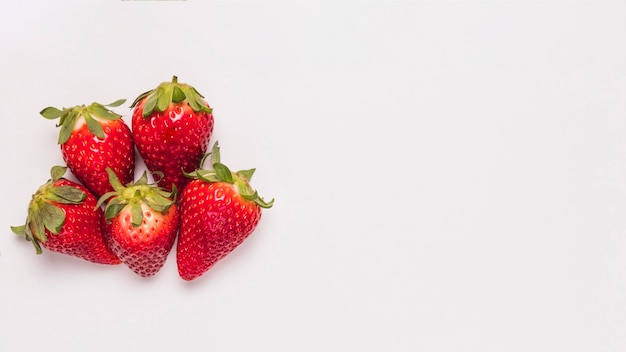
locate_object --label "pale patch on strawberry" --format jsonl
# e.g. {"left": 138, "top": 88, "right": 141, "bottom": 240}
{"left": 117, "top": 205, "right": 165, "bottom": 243}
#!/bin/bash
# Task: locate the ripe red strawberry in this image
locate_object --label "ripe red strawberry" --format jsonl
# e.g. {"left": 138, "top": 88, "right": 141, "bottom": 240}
{"left": 131, "top": 76, "right": 214, "bottom": 192}
{"left": 98, "top": 168, "right": 179, "bottom": 277}
{"left": 10, "top": 166, "right": 121, "bottom": 265}
{"left": 40, "top": 99, "right": 135, "bottom": 198}
{"left": 176, "top": 142, "right": 273, "bottom": 281}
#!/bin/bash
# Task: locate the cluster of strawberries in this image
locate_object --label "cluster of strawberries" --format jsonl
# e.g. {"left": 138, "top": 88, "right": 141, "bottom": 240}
{"left": 11, "top": 76, "right": 273, "bottom": 281}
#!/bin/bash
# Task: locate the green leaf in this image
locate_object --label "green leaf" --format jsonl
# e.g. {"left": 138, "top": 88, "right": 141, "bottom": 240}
{"left": 196, "top": 170, "right": 220, "bottom": 183}
{"left": 142, "top": 92, "right": 159, "bottom": 117}
{"left": 188, "top": 87, "right": 207, "bottom": 107}
{"left": 237, "top": 168, "right": 256, "bottom": 181}
{"left": 130, "top": 89, "right": 154, "bottom": 108}
{"left": 32, "top": 215, "right": 46, "bottom": 243}
{"left": 144, "top": 199, "right": 162, "bottom": 212}
{"left": 157, "top": 86, "right": 172, "bottom": 112}
{"left": 181, "top": 86, "right": 201, "bottom": 111}
{"left": 95, "top": 191, "right": 117, "bottom": 209}
{"left": 104, "top": 99, "right": 126, "bottom": 107}
{"left": 169, "top": 184, "right": 178, "bottom": 203}
{"left": 241, "top": 190, "right": 259, "bottom": 201}
{"left": 23, "top": 222, "right": 43, "bottom": 254}
{"left": 145, "top": 192, "right": 172, "bottom": 209}
{"left": 106, "top": 167, "right": 125, "bottom": 192}
{"left": 145, "top": 197, "right": 172, "bottom": 212}
{"left": 90, "top": 103, "right": 121, "bottom": 120}
{"left": 135, "top": 171, "right": 149, "bottom": 186}
{"left": 10, "top": 225, "right": 26, "bottom": 235}
{"left": 32, "top": 240, "right": 43, "bottom": 254}
{"left": 85, "top": 114, "right": 105, "bottom": 139}
{"left": 131, "top": 201, "right": 143, "bottom": 227}
{"left": 17, "top": 219, "right": 43, "bottom": 254}
{"left": 48, "top": 185, "right": 86, "bottom": 204}
{"left": 58, "top": 112, "right": 76, "bottom": 144}
{"left": 191, "top": 86, "right": 205, "bottom": 99}
{"left": 105, "top": 201, "right": 126, "bottom": 221}
{"left": 255, "top": 196, "right": 275, "bottom": 209}
{"left": 182, "top": 169, "right": 199, "bottom": 180}
{"left": 50, "top": 166, "right": 67, "bottom": 181}
{"left": 172, "top": 86, "right": 186, "bottom": 103}
{"left": 213, "top": 163, "right": 233, "bottom": 183}
{"left": 148, "top": 193, "right": 172, "bottom": 206}
{"left": 194, "top": 96, "right": 209, "bottom": 113}
{"left": 156, "top": 188, "right": 173, "bottom": 198}
{"left": 190, "top": 87, "right": 212, "bottom": 113}
{"left": 40, "top": 202, "right": 65, "bottom": 235}
{"left": 197, "top": 153, "right": 210, "bottom": 169}
{"left": 210, "top": 141, "right": 221, "bottom": 165}
{"left": 40, "top": 106, "right": 63, "bottom": 119}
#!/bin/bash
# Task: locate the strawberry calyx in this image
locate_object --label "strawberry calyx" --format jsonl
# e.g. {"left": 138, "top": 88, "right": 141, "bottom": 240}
{"left": 184, "top": 141, "right": 274, "bottom": 209}
{"left": 97, "top": 168, "right": 177, "bottom": 227}
{"left": 130, "top": 75, "right": 213, "bottom": 117}
{"left": 40, "top": 99, "right": 127, "bottom": 144}
{"left": 10, "top": 166, "right": 86, "bottom": 254}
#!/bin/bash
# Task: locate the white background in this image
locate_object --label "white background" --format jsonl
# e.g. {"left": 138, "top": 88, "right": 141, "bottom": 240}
{"left": 0, "top": 0, "right": 625, "bottom": 351}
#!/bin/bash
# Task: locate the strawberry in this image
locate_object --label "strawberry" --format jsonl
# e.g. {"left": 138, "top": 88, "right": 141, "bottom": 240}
{"left": 40, "top": 99, "right": 135, "bottom": 198}
{"left": 130, "top": 76, "right": 214, "bottom": 193}
{"left": 10, "top": 166, "right": 120, "bottom": 265}
{"left": 176, "top": 141, "right": 273, "bottom": 281}
{"left": 98, "top": 168, "right": 179, "bottom": 277}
